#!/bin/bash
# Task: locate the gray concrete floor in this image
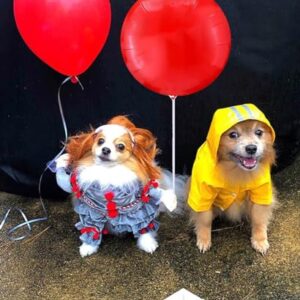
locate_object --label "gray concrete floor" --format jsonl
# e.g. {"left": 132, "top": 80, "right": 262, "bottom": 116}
{"left": 0, "top": 156, "right": 299, "bottom": 300}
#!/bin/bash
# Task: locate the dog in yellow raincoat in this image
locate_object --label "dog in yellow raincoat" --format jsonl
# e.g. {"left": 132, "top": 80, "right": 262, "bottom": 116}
{"left": 188, "top": 103, "right": 276, "bottom": 255}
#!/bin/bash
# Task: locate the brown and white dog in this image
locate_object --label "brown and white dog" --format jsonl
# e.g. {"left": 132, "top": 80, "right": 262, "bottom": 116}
{"left": 56, "top": 116, "right": 177, "bottom": 257}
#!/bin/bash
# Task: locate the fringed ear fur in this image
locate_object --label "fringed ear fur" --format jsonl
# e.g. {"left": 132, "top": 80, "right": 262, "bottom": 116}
{"left": 107, "top": 115, "right": 136, "bottom": 129}
{"left": 132, "top": 128, "right": 161, "bottom": 180}
{"left": 66, "top": 130, "right": 96, "bottom": 165}
{"left": 108, "top": 115, "right": 161, "bottom": 179}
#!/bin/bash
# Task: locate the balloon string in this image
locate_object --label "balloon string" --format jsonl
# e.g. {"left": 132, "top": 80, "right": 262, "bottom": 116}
{"left": 169, "top": 95, "right": 177, "bottom": 190}
{"left": 0, "top": 76, "right": 84, "bottom": 241}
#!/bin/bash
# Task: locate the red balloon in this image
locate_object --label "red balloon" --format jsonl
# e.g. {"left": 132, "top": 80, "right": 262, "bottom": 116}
{"left": 121, "top": 0, "right": 231, "bottom": 96}
{"left": 14, "top": 0, "right": 111, "bottom": 76}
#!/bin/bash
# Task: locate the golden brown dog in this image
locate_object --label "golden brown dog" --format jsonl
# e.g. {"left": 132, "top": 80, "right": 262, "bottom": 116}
{"left": 188, "top": 104, "right": 276, "bottom": 255}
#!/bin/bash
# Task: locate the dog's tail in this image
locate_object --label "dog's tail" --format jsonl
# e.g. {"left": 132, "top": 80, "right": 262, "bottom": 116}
{"left": 158, "top": 168, "right": 189, "bottom": 215}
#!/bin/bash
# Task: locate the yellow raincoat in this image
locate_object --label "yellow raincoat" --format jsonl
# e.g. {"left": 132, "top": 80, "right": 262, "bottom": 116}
{"left": 188, "top": 103, "right": 275, "bottom": 212}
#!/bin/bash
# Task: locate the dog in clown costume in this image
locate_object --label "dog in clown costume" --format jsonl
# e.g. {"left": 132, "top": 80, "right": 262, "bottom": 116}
{"left": 55, "top": 116, "right": 178, "bottom": 257}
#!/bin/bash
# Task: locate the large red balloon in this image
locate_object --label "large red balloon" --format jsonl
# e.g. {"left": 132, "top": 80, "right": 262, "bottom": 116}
{"left": 121, "top": 0, "right": 231, "bottom": 96}
{"left": 14, "top": 0, "right": 111, "bottom": 76}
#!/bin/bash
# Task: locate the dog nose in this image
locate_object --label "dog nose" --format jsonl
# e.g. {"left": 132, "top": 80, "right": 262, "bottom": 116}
{"left": 102, "top": 147, "right": 111, "bottom": 156}
{"left": 245, "top": 144, "right": 257, "bottom": 155}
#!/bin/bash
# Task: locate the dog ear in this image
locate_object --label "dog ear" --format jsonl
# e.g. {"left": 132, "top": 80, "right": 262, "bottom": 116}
{"left": 66, "top": 130, "right": 96, "bottom": 164}
{"left": 132, "top": 128, "right": 158, "bottom": 159}
{"left": 107, "top": 115, "right": 136, "bottom": 130}
{"left": 131, "top": 127, "right": 161, "bottom": 179}
{"left": 261, "top": 124, "right": 276, "bottom": 166}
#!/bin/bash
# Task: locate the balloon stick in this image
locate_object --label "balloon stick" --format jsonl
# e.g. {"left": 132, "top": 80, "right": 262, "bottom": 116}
{"left": 169, "top": 95, "right": 177, "bottom": 191}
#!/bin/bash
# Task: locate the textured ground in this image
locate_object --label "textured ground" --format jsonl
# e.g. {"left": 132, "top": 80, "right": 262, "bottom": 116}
{"left": 0, "top": 156, "right": 299, "bottom": 300}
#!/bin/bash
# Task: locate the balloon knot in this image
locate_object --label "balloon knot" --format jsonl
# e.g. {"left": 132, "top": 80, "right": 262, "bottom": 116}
{"left": 71, "top": 76, "right": 79, "bottom": 84}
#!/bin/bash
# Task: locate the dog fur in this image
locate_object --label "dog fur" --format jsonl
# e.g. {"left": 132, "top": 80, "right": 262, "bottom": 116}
{"left": 190, "top": 120, "right": 276, "bottom": 255}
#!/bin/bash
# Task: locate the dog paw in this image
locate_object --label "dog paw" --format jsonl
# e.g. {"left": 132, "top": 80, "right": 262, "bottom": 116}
{"left": 160, "top": 189, "right": 177, "bottom": 212}
{"left": 137, "top": 232, "right": 158, "bottom": 254}
{"left": 196, "top": 238, "right": 212, "bottom": 253}
{"left": 79, "top": 243, "right": 99, "bottom": 257}
{"left": 56, "top": 153, "right": 70, "bottom": 169}
{"left": 251, "top": 238, "right": 269, "bottom": 255}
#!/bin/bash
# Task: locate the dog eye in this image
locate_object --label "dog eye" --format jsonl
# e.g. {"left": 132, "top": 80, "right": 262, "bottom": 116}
{"left": 98, "top": 138, "right": 105, "bottom": 145}
{"left": 255, "top": 129, "right": 263, "bottom": 137}
{"left": 116, "top": 143, "right": 125, "bottom": 151}
{"left": 229, "top": 131, "right": 239, "bottom": 139}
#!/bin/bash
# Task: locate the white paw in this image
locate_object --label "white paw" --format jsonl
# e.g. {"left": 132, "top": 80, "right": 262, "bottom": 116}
{"left": 160, "top": 189, "right": 177, "bottom": 212}
{"left": 251, "top": 238, "right": 269, "bottom": 255}
{"left": 197, "top": 238, "right": 212, "bottom": 253}
{"left": 79, "top": 243, "right": 99, "bottom": 257}
{"left": 56, "top": 153, "right": 70, "bottom": 169}
{"left": 137, "top": 232, "right": 158, "bottom": 254}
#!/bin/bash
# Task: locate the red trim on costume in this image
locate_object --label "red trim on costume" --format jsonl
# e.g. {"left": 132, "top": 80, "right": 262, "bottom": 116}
{"left": 104, "top": 191, "right": 119, "bottom": 218}
{"left": 139, "top": 222, "right": 156, "bottom": 234}
{"left": 80, "top": 227, "right": 101, "bottom": 240}
{"left": 80, "top": 227, "right": 109, "bottom": 240}
{"left": 70, "top": 171, "right": 83, "bottom": 199}
{"left": 148, "top": 222, "right": 155, "bottom": 230}
{"left": 102, "top": 229, "right": 109, "bottom": 235}
{"left": 140, "top": 179, "right": 159, "bottom": 203}
{"left": 139, "top": 228, "right": 147, "bottom": 234}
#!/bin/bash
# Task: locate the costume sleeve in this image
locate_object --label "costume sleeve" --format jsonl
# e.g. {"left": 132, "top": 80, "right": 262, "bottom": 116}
{"left": 148, "top": 186, "right": 162, "bottom": 201}
{"left": 56, "top": 168, "right": 72, "bottom": 193}
{"left": 187, "top": 158, "right": 217, "bottom": 212}
{"left": 249, "top": 182, "right": 273, "bottom": 205}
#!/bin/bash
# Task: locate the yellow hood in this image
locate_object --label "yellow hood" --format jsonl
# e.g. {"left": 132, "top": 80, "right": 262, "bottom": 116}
{"left": 188, "top": 103, "right": 275, "bottom": 212}
{"left": 206, "top": 103, "right": 275, "bottom": 161}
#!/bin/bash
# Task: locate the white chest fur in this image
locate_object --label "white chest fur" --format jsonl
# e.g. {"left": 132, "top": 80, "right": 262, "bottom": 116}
{"left": 78, "top": 164, "right": 138, "bottom": 187}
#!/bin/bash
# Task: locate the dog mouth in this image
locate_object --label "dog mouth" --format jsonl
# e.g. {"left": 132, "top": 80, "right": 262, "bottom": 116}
{"left": 98, "top": 155, "right": 111, "bottom": 162}
{"left": 231, "top": 153, "right": 258, "bottom": 170}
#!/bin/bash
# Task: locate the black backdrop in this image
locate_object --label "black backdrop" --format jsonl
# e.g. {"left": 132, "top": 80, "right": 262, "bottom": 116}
{"left": 0, "top": 0, "right": 299, "bottom": 198}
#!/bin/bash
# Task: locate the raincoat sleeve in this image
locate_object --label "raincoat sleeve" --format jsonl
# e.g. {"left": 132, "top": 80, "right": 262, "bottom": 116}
{"left": 187, "top": 157, "right": 217, "bottom": 212}
{"left": 249, "top": 182, "right": 273, "bottom": 205}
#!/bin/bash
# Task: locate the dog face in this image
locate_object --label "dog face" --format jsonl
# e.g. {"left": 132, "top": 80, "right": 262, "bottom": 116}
{"left": 66, "top": 115, "right": 161, "bottom": 182}
{"left": 218, "top": 120, "right": 275, "bottom": 171}
{"left": 92, "top": 125, "right": 134, "bottom": 165}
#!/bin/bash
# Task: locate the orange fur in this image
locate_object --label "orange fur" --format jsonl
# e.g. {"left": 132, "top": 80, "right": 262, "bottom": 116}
{"left": 191, "top": 120, "right": 277, "bottom": 254}
{"left": 66, "top": 131, "right": 96, "bottom": 167}
{"left": 108, "top": 115, "right": 161, "bottom": 181}
{"left": 66, "top": 116, "right": 161, "bottom": 183}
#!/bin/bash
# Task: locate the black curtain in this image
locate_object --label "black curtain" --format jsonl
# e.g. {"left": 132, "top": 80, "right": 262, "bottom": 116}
{"left": 0, "top": 0, "right": 299, "bottom": 198}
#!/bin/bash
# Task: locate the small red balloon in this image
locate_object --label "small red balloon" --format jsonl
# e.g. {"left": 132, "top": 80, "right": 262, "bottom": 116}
{"left": 121, "top": 0, "right": 231, "bottom": 96}
{"left": 14, "top": 0, "right": 111, "bottom": 76}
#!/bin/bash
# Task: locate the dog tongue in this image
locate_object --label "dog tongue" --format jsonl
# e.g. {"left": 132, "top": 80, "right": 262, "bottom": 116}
{"left": 242, "top": 157, "right": 257, "bottom": 168}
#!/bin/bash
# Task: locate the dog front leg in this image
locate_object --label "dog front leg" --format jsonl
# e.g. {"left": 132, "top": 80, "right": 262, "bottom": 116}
{"left": 250, "top": 203, "right": 273, "bottom": 255}
{"left": 192, "top": 210, "right": 213, "bottom": 253}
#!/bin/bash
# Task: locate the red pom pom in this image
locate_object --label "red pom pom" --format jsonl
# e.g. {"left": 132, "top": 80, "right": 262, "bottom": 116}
{"left": 107, "top": 202, "right": 117, "bottom": 210}
{"left": 108, "top": 209, "right": 118, "bottom": 218}
{"left": 140, "top": 228, "right": 147, "bottom": 234}
{"left": 104, "top": 191, "right": 115, "bottom": 201}
{"left": 141, "top": 194, "right": 150, "bottom": 203}
{"left": 148, "top": 223, "right": 155, "bottom": 229}
{"left": 151, "top": 181, "right": 159, "bottom": 188}
{"left": 102, "top": 229, "right": 109, "bottom": 235}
